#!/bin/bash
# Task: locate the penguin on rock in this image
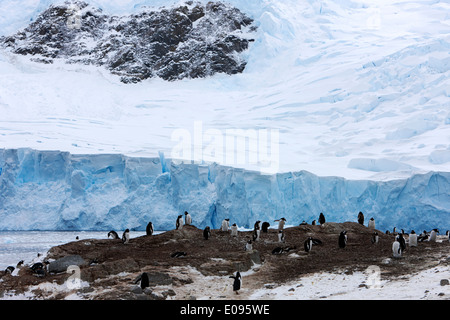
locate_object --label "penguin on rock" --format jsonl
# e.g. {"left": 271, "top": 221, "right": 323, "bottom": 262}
{"left": 338, "top": 230, "right": 347, "bottom": 248}
{"left": 203, "top": 226, "right": 211, "bottom": 240}
{"left": 409, "top": 230, "right": 418, "bottom": 247}
{"left": 304, "top": 237, "right": 313, "bottom": 253}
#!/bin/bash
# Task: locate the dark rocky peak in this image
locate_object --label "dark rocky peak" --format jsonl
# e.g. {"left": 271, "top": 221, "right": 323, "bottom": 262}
{"left": 1, "top": 0, "right": 257, "bottom": 83}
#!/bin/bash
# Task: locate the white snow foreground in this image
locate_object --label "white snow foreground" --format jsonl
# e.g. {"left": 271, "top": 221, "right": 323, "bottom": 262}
{"left": 248, "top": 266, "right": 449, "bottom": 300}
{"left": 1, "top": 264, "right": 447, "bottom": 300}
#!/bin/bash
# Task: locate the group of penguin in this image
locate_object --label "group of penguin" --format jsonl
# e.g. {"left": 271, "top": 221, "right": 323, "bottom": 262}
{"left": 357, "top": 211, "right": 445, "bottom": 258}
{"left": 96, "top": 210, "right": 449, "bottom": 296}
{"left": 4, "top": 254, "right": 49, "bottom": 278}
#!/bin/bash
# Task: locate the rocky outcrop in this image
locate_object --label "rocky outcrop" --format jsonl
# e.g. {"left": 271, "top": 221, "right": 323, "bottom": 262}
{"left": 0, "top": 1, "right": 256, "bottom": 83}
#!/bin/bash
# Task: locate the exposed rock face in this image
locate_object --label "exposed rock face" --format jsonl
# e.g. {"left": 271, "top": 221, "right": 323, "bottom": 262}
{"left": 0, "top": 1, "right": 256, "bottom": 83}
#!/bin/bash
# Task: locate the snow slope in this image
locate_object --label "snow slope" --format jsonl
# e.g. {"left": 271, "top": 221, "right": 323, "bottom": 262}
{"left": 0, "top": 0, "right": 449, "bottom": 180}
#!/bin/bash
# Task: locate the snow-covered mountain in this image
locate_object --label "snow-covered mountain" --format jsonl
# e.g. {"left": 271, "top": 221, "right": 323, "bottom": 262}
{"left": 0, "top": 0, "right": 449, "bottom": 231}
{"left": 1, "top": 1, "right": 256, "bottom": 83}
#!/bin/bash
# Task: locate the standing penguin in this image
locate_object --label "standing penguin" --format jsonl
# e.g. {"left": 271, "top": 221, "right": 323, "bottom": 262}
{"left": 221, "top": 219, "right": 230, "bottom": 232}
{"left": 429, "top": 229, "right": 439, "bottom": 242}
{"left": 368, "top": 218, "right": 375, "bottom": 229}
{"left": 229, "top": 271, "right": 242, "bottom": 295}
{"left": 392, "top": 236, "right": 402, "bottom": 258}
{"left": 446, "top": 230, "right": 450, "bottom": 242}
{"left": 397, "top": 233, "right": 406, "bottom": 252}
{"left": 409, "top": 230, "right": 418, "bottom": 247}
{"left": 253, "top": 228, "right": 260, "bottom": 241}
{"left": 319, "top": 213, "right": 326, "bottom": 225}
{"left": 338, "top": 230, "right": 347, "bottom": 248}
{"left": 275, "top": 218, "right": 286, "bottom": 230}
{"left": 230, "top": 223, "right": 238, "bottom": 237}
{"left": 278, "top": 230, "right": 285, "bottom": 243}
{"left": 184, "top": 211, "right": 192, "bottom": 225}
{"left": 122, "top": 229, "right": 130, "bottom": 244}
{"left": 371, "top": 232, "right": 379, "bottom": 244}
{"left": 176, "top": 215, "right": 183, "bottom": 230}
{"left": 203, "top": 226, "right": 211, "bottom": 240}
{"left": 146, "top": 222, "right": 154, "bottom": 236}
{"left": 135, "top": 272, "right": 150, "bottom": 290}
{"left": 261, "top": 222, "right": 270, "bottom": 233}
{"left": 304, "top": 237, "right": 313, "bottom": 253}
{"left": 311, "top": 220, "right": 316, "bottom": 226}
{"left": 245, "top": 240, "right": 253, "bottom": 251}
{"left": 357, "top": 212, "right": 364, "bottom": 225}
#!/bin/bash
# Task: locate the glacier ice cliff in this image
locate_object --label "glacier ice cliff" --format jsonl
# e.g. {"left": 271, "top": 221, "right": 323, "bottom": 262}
{"left": 0, "top": 148, "right": 449, "bottom": 232}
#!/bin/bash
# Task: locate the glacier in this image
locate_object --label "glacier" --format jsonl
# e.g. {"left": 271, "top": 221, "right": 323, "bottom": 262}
{"left": 1, "top": 148, "right": 448, "bottom": 233}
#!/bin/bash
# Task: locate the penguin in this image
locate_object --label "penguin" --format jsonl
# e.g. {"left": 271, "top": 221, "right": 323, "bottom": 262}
{"left": 300, "top": 220, "right": 308, "bottom": 226}
{"left": 408, "top": 230, "right": 418, "bottom": 247}
{"left": 230, "top": 223, "right": 238, "bottom": 237}
{"left": 203, "top": 226, "right": 211, "bottom": 240}
{"left": 229, "top": 271, "right": 241, "bottom": 295}
{"left": 338, "top": 230, "right": 347, "bottom": 248}
{"left": 184, "top": 211, "right": 192, "bottom": 225}
{"left": 5, "top": 266, "right": 15, "bottom": 274}
{"left": 397, "top": 233, "right": 406, "bottom": 252}
{"left": 108, "top": 230, "right": 120, "bottom": 239}
{"left": 392, "top": 238, "right": 402, "bottom": 258}
{"left": 272, "top": 247, "right": 284, "bottom": 255}
{"left": 446, "top": 230, "right": 450, "bottom": 242}
{"left": 278, "top": 230, "right": 285, "bottom": 243}
{"left": 30, "top": 262, "right": 47, "bottom": 277}
{"left": 357, "top": 211, "right": 364, "bottom": 225}
{"left": 254, "top": 220, "right": 261, "bottom": 231}
{"left": 261, "top": 222, "right": 270, "bottom": 233}
{"left": 275, "top": 218, "right": 286, "bottom": 230}
{"left": 122, "top": 229, "right": 130, "bottom": 244}
{"left": 304, "top": 237, "right": 313, "bottom": 253}
{"left": 318, "top": 213, "right": 326, "bottom": 225}
{"left": 368, "top": 217, "right": 375, "bottom": 229}
{"left": 311, "top": 220, "right": 316, "bottom": 226}
{"left": 171, "top": 251, "right": 187, "bottom": 258}
{"left": 429, "top": 229, "right": 439, "bottom": 242}
{"left": 146, "top": 222, "right": 154, "bottom": 236}
{"left": 385, "top": 230, "right": 391, "bottom": 235}
{"left": 252, "top": 228, "right": 260, "bottom": 241}
{"left": 371, "top": 232, "right": 379, "bottom": 244}
{"left": 221, "top": 219, "right": 230, "bottom": 232}
{"left": 134, "top": 272, "right": 150, "bottom": 290}
{"left": 176, "top": 215, "right": 183, "bottom": 230}
{"left": 245, "top": 240, "right": 252, "bottom": 251}
{"left": 392, "top": 227, "right": 397, "bottom": 235}
{"left": 418, "top": 230, "right": 429, "bottom": 242}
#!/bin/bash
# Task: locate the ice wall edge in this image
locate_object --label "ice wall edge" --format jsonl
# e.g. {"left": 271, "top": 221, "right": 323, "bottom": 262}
{"left": 0, "top": 148, "right": 449, "bottom": 232}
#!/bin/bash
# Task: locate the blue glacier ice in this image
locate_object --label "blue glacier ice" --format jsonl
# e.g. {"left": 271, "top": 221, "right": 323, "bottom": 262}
{"left": 0, "top": 148, "right": 449, "bottom": 233}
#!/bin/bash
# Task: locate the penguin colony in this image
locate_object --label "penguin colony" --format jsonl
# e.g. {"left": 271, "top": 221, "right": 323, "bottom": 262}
{"left": 3, "top": 210, "right": 447, "bottom": 298}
